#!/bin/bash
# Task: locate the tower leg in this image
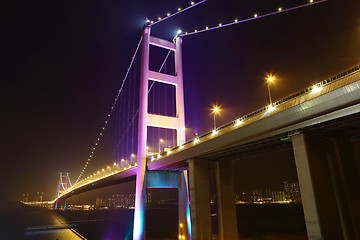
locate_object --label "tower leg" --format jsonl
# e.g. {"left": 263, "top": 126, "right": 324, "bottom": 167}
{"left": 133, "top": 25, "right": 150, "bottom": 240}
{"left": 179, "top": 170, "right": 191, "bottom": 239}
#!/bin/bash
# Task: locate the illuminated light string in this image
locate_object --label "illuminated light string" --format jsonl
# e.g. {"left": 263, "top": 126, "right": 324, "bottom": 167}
{"left": 101, "top": 48, "right": 172, "bottom": 167}
{"left": 147, "top": 0, "right": 207, "bottom": 26}
{"left": 180, "top": 0, "right": 328, "bottom": 37}
{"left": 73, "top": 35, "right": 143, "bottom": 185}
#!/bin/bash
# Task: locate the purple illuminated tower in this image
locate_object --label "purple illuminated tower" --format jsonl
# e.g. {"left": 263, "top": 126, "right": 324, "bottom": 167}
{"left": 133, "top": 24, "right": 189, "bottom": 240}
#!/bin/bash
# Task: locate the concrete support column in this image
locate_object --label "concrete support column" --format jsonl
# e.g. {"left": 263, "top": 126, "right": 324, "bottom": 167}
{"left": 188, "top": 159, "right": 212, "bottom": 240}
{"left": 291, "top": 131, "right": 343, "bottom": 240}
{"left": 214, "top": 160, "right": 238, "bottom": 240}
{"left": 332, "top": 137, "right": 360, "bottom": 239}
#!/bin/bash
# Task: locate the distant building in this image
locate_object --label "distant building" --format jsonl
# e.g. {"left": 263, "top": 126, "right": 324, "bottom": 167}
{"left": 95, "top": 193, "right": 152, "bottom": 209}
{"left": 271, "top": 191, "right": 286, "bottom": 202}
{"left": 235, "top": 180, "right": 301, "bottom": 204}
{"left": 284, "top": 181, "right": 301, "bottom": 202}
{"left": 251, "top": 189, "right": 263, "bottom": 202}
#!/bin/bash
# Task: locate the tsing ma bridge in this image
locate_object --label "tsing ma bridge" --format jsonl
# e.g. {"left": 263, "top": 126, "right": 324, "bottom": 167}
{"left": 37, "top": 1, "right": 360, "bottom": 239}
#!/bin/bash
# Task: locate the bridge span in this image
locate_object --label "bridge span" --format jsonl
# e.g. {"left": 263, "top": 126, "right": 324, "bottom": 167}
{"left": 54, "top": 64, "right": 360, "bottom": 240}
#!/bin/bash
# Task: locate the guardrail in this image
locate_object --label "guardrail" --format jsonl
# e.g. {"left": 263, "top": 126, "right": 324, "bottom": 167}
{"left": 150, "top": 64, "right": 360, "bottom": 161}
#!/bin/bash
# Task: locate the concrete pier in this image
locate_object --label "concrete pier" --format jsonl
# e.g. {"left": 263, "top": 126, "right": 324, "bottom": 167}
{"left": 188, "top": 159, "right": 212, "bottom": 240}
{"left": 292, "top": 131, "right": 360, "bottom": 240}
{"left": 214, "top": 160, "right": 238, "bottom": 240}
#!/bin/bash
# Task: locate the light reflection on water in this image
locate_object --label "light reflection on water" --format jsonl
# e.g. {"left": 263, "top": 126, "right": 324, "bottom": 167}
{"left": 25, "top": 228, "right": 83, "bottom": 240}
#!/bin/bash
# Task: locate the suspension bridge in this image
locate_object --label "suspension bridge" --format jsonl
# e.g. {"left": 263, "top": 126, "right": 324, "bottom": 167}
{"left": 29, "top": 0, "right": 360, "bottom": 239}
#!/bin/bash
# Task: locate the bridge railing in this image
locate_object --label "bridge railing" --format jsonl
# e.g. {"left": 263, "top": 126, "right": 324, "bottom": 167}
{"left": 150, "top": 64, "right": 360, "bottom": 162}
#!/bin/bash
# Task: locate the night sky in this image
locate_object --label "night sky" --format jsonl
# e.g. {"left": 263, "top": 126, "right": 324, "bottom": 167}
{"left": 3, "top": 0, "right": 360, "bottom": 201}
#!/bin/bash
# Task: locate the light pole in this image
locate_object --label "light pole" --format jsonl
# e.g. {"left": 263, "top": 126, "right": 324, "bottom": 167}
{"left": 267, "top": 76, "right": 275, "bottom": 105}
{"left": 212, "top": 106, "right": 220, "bottom": 129}
{"left": 158, "top": 138, "right": 164, "bottom": 153}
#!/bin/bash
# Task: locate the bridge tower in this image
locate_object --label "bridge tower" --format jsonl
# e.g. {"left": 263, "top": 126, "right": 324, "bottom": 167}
{"left": 54, "top": 172, "right": 71, "bottom": 210}
{"left": 134, "top": 23, "right": 189, "bottom": 240}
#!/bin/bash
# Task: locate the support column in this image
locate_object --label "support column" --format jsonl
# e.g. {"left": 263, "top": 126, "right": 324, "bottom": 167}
{"left": 188, "top": 159, "right": 212, "bottom": 240}
{"left": 133, "top": 24, "right": 150, "bottom": 240}
{"left": 332, "top": 137, "right": 360, "bottom": 239}
{"left": 291, "top": 131, "right": 343, "bottom": 240}
{"left": 179, "top": 170, "right": 191, "bottom": 239}
{"left": 214, "top": 160, "right": 238, "bottom": 240}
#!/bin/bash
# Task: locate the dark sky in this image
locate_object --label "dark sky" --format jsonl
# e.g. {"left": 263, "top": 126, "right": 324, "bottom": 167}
{"left": 3, "top": 0, "right": 360, "bottom": 201}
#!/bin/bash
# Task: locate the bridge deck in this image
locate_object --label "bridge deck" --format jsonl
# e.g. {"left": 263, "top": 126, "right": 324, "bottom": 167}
{"left": 57, "top": 65, "right": 360, "bottom": 200}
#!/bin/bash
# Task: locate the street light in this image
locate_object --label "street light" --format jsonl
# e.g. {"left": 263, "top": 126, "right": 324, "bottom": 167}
{"left": 266, "top": 75, "right": 275, "bottom": 105}
{"left": 212, "top": 106, "right": 221, "bottom": 129}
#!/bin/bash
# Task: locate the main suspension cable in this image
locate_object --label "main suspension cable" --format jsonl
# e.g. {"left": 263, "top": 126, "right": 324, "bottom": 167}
{"left": 180, "top": 0, "right": 327, "bottom": 37}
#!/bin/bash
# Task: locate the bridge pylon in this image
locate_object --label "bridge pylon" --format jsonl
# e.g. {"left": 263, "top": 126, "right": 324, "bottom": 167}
{"left": 133, "top": 23, "right": 189, "bottom": 240}
{"left": 54, "top": 172, "right": 72, "bottom": 210}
